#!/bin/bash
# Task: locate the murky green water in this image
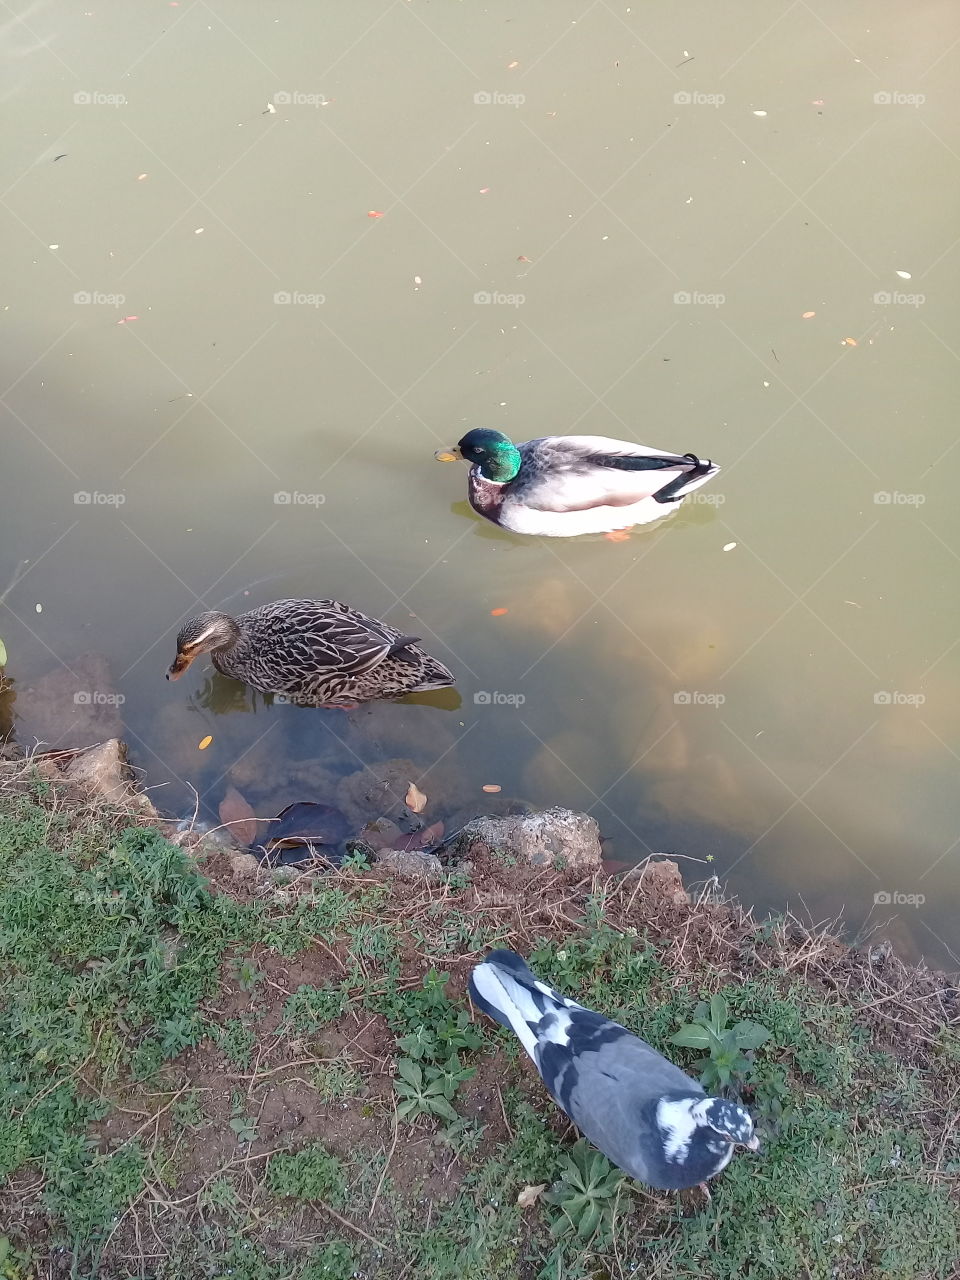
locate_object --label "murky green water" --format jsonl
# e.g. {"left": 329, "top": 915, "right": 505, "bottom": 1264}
{"left": 3, "top": 2, "right": 959, "bottom": 965}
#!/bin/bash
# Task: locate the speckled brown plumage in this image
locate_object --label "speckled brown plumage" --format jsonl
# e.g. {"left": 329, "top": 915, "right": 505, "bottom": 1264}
{"left": 168, "top": 599, "right": 454, "bottom": 707}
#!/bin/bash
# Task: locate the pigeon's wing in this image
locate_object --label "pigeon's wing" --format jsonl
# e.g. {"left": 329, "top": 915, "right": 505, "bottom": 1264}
{"left": 534, "top": 1007, "right": 706, "bottom": 1184}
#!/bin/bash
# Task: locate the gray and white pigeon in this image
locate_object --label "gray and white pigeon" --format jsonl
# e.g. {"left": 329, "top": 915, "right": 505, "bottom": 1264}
{"left": 469, "top": 948, "right": 759, "bottom": 1191}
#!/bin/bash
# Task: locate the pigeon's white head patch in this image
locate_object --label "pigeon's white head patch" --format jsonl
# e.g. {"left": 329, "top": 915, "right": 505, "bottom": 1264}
{"left": 697, "top": 1098, "right": 758, "bottom": 1150}
{"left": 656, "top": 1097, "right": 700, "bottom": 1163}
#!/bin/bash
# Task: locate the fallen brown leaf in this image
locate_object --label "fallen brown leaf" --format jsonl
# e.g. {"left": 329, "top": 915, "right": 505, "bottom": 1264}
{"left": 219, "top": 786, "right": 260, "bottom": 847}
{"left": 405, "top": 782, "right": 427, "bottom": 813}
{"left": 517, "top": 1183, "right": 546, "bottom": 1208}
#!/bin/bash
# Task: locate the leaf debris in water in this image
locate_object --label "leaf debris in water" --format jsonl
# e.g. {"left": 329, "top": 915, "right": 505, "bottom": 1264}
{"left": 482, "top": 784, "right": 501, "bottom": 793}
{"left": 198, "top": 735, "right": 213, "bottom": 750}
{"left": 405, "top": 782, "right": 427, "bottom": 814}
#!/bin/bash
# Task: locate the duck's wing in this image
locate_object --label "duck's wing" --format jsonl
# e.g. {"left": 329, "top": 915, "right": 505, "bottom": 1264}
{"left": 244, "top": 599, "right": 423, "bottom": 678}
{"left": 515, "top": 436, "right": 717, "bottom": 512}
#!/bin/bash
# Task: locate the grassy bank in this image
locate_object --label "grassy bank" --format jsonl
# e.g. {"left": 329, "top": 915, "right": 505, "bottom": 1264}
{"left": 1, "top": 765, "right": 958, "bottom": 1279}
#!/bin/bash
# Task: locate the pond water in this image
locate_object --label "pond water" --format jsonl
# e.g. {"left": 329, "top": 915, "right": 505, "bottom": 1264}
{"left": 2, "top": 2, "right": 959, "bottom": 966}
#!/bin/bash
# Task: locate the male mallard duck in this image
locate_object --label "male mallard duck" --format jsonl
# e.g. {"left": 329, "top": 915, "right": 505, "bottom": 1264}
{"left": 166, "top": 599, "right": 454, "bottom": 708}
{"left": 435, "top": 429, "right": 719, "bottom": 537}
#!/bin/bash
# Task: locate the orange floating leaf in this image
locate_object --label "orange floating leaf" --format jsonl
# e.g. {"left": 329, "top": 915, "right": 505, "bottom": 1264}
{"left": 482, "top": 783, "right": 502, "bottom": 793}
{"left": 490, "top": 607, "right": 509, "bottom": 616}
{"left": 801, "top": 311, "right": 816, "bottom": 319}
{"left": 841, "top": 336, "right": 858, "bottom": 346}
{"left": 367, "top": 210, "right": 385, "bottom": 218}
{"left": 405, "top": 782, "right": 427, "bottom": 814}
{"left": 198, "top": 735, "right": 213, "bottom": 750}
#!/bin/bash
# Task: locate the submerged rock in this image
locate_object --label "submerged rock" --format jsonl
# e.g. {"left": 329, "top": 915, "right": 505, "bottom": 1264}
{"left": 16, "top": 654, "right": 125, "bottom": 750}
{"left": 456, "top": 807, "right": 602, "bottom": 872}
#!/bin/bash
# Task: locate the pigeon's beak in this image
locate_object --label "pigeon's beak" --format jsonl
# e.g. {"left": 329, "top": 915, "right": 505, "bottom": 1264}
{"left": 745, "top": 1135, "right": 761, "bottom": 1152}
{"left": 434, "top": 445, "right": 462, "bottom": 462}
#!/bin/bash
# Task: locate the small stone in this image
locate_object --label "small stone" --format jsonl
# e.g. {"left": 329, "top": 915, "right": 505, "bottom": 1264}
{"left": 375, "top": 848, "right": 443, "bottom": 882}
{"left": 227, "top": 852, "right": 261, "bottom": 880}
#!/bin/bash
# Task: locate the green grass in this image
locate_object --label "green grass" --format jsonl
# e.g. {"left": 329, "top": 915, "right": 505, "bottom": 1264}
{"left": 0, "top": 782, "right": 956, "bottom": 1279}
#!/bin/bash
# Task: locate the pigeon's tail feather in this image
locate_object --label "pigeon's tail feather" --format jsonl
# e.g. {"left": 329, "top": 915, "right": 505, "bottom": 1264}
{"left": 469, "top": 949, "right": 571, "bottom": 1062}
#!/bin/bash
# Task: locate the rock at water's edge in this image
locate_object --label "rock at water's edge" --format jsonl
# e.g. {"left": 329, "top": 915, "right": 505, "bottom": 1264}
{"left": 622, "top": 857, "right": 691, "bottom": 906}
{"left": 376, "top": 847, "right": 443, "bottom": 882}
{"left": 458, "top": 807, "right": 602, "bottom": 872}
{"left": 63, "top": 739, "right": 158, "bottom": 819}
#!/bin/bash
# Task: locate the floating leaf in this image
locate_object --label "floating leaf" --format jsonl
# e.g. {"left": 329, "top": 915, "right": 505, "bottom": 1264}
{"left": 219, "top": 786, "right": 260, "bottom": 847}
{"left": 482, "top": 783, "right": 501, "bottom": 793}
{"left": 801, "top": 311, "right": 815, "bottom": 319}
{"left": 405, "top": 782, "right": 427, "bottom": 813}
{"left": 490, "top": 608, "right": 509, "bottom": 617}
{"left": 0, "top": 638, "right": 6, "bottom": 667}
{"left": 517, "top": 1183, "right": 546, "bottom": 1208}
{"left": 198, "top": 735, "right": 213, "bottom": 750}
